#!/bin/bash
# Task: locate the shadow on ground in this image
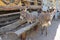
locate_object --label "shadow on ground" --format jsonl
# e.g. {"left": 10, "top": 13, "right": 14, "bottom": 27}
{"left": 26, "top": 20, "right": 60, "bottom": 40}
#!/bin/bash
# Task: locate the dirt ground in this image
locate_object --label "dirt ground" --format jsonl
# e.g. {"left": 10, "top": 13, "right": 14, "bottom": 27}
{"left": 26, "top": 19, "right": 60, "bottom": 40}
{"left": 0, "top": 19, "right": 60, "bottom": 40}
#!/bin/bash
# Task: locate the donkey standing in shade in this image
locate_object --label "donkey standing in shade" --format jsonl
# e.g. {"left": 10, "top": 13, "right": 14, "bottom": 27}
{"left": 38, "top": 8, "right": 56, "bottom": 35}
{"left": 20, "top": 9, "right": 37, "bottom": 24}
{"left": 38, "top": 10, "right": 55, "bottom": 35}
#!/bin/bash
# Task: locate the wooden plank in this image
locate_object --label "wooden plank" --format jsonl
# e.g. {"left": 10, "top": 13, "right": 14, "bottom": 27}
{"left": 15, "top": 21, "right": 38, "bottom": 36}
{"left": 0, "top": 12, "right": 20, "bottom": 17}
{"left": 28, "top": 5, "right": 42, "bottom": 9}
{"left": 0, "top": 15, "right": 20, "bottom": 21}
{"left": 0, "top": 19, "right": 19, "bottom": 26}
{"left": 0, "top": 19, "right": 26, "bottom": 32}
{"left": 0, "top": 5, "right": 42, "bottom": 11}
{"left": 0, "top": 6, "right": 26, "bottom": 11}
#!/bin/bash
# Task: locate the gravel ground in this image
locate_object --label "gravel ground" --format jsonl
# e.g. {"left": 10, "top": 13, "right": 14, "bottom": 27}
{"left": 27, "top": 19, "right": 60, "bottom": 40}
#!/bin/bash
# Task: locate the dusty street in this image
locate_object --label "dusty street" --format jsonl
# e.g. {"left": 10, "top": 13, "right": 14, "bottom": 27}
{"left": 27, "top": 19, "right": 60, "bottom": 40}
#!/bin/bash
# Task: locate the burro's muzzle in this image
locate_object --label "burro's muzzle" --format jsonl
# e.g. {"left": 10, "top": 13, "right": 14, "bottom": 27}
{"left": 48, "top": 21, "right": 51, "bottom": 25}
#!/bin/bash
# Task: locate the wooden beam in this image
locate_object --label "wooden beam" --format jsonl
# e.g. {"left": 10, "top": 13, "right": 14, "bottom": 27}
{"left": 15, "top": 21, "right": 38, "bottom": 40}
{"left": 28, "top": 5, "right": 42, "bottom": 9}
{"left": 0, "top": 5, "right": 42, "bottom": 11}
{"left": 0, "top": 6, "right": 26, "bottom": 11}
{"left": 0, "top": 19, "right": 26, "bottom": 32}
{"left": 0, "top": 12, "right": 20, "bottom": 17}
{"left": 15, "top": 21, "right": 38, "bottom": 35}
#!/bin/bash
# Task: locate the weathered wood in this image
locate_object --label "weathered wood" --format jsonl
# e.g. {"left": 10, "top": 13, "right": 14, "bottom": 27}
{"left": 0, "top": 6, "right": 26, "bottom": 11}
{"left": 0, "top": 20, "right": 38, "bottom": 40}
{"left": 0, "top": 12, "right": 20, "bottom": 17}
{"left": 0, "top": 19, "right": 26, "bottom": 32}
{"left": 0, "top": 12, "right": 20, "bottom": 26}
{"left": 15, "top": 21, "right": 38, "bottom": 40}
{"left": 0, "top": 15, "right": 20, "bottom": 22}
{"left": 28, "top": 5, "right": 42, "bottom": 9}
{"left": 15, "top": 21, "right": 38, "bottom": 35}
{"left": 1, "top": 32, "right": 20, "bottom": 40}
{"left": 0, "top": 19, "right": 19, "bottom": 26}
{"left": 0, "top": 5, "right": 42, "bottom": 11}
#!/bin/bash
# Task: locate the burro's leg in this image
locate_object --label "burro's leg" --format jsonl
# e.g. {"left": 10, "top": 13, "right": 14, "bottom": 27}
{"left": 45, "top": 27, "right": 48, "bottom": 36}
{"left": 41, "top": 26, "right": 44, "bottom": 35}
{"left": 41, "top": 26, "right": 46, "bottom": 35}
{"left": 20, "top": 32, "right": 27, "bottom": 40}
{"left": 34, "top": 25, "right": 39, "bottom": 32}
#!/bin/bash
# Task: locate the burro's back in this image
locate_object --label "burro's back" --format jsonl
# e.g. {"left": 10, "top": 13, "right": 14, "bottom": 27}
{"left": 38, "top": 13, "right": 51, "bottom": 24}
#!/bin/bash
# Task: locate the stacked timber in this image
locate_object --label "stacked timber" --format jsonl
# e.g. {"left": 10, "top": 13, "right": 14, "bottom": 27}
{"left": 0, "top": 12, "right": 20, "bottom": 27}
